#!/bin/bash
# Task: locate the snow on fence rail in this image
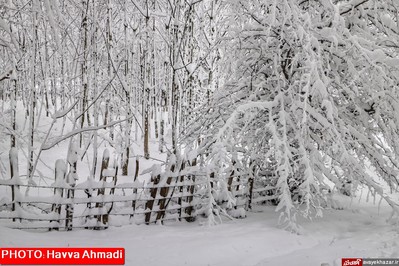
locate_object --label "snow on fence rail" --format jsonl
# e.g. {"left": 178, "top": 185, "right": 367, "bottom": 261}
{"left": 0, "top": 149, "right": 277, "bottom": 230}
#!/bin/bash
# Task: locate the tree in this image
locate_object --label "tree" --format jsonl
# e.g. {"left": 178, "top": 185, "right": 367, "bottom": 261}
{"left": 182, "top": 0, "right": 399, "bottom": 231}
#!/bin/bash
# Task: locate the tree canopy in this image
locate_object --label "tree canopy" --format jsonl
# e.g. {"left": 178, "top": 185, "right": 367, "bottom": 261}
{"left": 182, "top": 0, "right": 399, "bottom": 230}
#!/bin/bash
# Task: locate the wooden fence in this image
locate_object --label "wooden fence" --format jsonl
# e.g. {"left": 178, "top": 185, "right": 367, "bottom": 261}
{"left": 0, "top": 148, "right": 277, "bottom": 231}
{"left": 0, "top": 148, "right": 208, "bottom": 230}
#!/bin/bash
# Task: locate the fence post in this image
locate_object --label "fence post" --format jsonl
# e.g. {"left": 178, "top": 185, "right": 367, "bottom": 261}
{"left": 227, "top": 160, "right": 236, "bottom": 192}
{"left": 66, "top": 143, "right": 79, "bottom": 231}
{"left": 156, "top": 175, "right": 171, "bottom": 222}
{"left": 130, "top": 156, "right": 139, "bottom": 219}
{"left": 156, "top": 157, "right": 175, "bottom": 222}
{"left": 9, "top": 148, "right": 19, "bottom": 222}
{"left": 177, "top": 161, "right": 185, "bottom": 221}
{"left": 247, "top": 160, "right": 256, "bottom": 210}
{"left": 154, "top": 154, "right": 176, "bottom": 222}
{"left": 247, "top": 177, "right": 254, "bottom": 210}
{"left": 145, "top": 169, "right": 160, "bottom": 225}
{"left": 185, "top": 157, "right": 197, "bottom": 222}
{"left": 95, "top": 149, "right": 110, "bottom": 228}
{"left": 50, "top": 159, "right": 66, "bottom": 231}
{"left": 102, "top": 157, "right": 118, "bottom": 225}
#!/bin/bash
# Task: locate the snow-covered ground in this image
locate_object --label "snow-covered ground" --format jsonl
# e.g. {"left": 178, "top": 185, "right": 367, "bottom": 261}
{"left": 1, "top": 194, "right": 398, "bottom": 266}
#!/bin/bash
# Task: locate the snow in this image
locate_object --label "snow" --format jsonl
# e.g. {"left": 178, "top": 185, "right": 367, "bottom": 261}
{"left": 2, "top": 1, "right": 399, "bottom": 265}
{"left": 55, "top": 159, "right": 67, "bottom": 183}
{"left": 186, "top": 63, "right": 197, "bottom": 74}
{"left": 368, "top": 49, "right": 386, "bottom": 63}
{"left": 384, "top": 58, "right": 399, "bottom": 68}
{"left": 67, "top": 142, "right": 80, "bottom": 166}
{"left": 0, "top": 18, "right": 11, "bottom": 34}
{"left": 102, "top": 168, "right": 116, "bottom": 177}
{"left": 1, "top": 195, "right": 398, "bottom": 266}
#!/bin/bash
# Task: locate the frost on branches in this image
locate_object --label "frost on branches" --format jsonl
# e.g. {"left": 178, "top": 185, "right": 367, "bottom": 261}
{"left": 182, "top": 0, "right": 399, "bottom": 231}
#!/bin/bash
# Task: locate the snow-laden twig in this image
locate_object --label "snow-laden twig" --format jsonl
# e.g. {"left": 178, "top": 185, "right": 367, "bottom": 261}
{"left": 42, "top": 115, "right": 134, "bottom": 151}
{"left": 216, "top": 99, "right": 279, "bottom": 141}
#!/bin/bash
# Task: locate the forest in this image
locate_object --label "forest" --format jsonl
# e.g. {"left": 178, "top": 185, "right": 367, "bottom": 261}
{"left": 1, "top": 0, "right": 399, "bottom": 232}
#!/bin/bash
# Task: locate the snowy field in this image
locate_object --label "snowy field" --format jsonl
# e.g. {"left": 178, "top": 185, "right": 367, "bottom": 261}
{"left": 1, "top": 194, "right": 398, "bottom": 266}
